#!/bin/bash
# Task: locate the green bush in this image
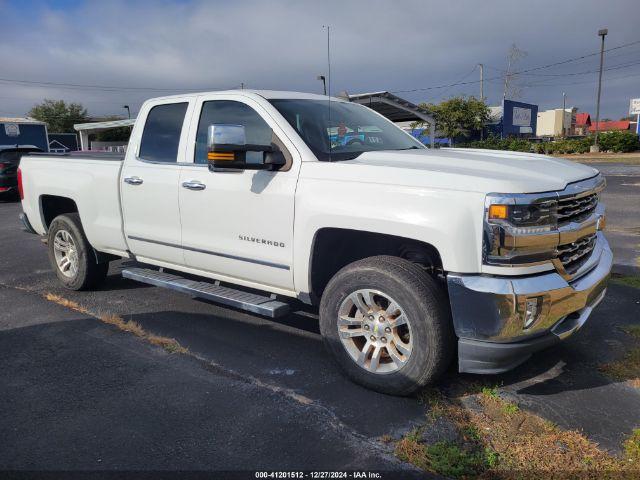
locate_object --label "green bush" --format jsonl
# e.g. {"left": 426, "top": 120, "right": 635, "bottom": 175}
{"left": 506, "top": 138, "right": 531, "bottom": 152}
{"left": 597, "top": 131, "right": 640, "bottom": 153}
{"left": 459, "top": 135, "right": 601, "bottom": 155}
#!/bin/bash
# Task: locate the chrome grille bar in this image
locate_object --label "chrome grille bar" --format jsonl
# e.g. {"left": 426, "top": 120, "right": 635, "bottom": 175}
{"left": 557, "top": 193, "right": 598, "bottom": 223}
{"left": 557, "top": 233, "right": 597, "bottom": 273}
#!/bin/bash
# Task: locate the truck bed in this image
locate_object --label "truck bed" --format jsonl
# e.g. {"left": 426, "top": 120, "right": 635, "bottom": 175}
{"left": 24, "top": 151, "right": 125, "bottom": 161}
{"left": 19, "top": 151, "right": 128, "bottom": 257}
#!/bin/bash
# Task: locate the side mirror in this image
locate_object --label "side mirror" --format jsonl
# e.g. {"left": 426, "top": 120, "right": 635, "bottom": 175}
{"left": 207, "top": 124, "right": 285, "bottom": 171}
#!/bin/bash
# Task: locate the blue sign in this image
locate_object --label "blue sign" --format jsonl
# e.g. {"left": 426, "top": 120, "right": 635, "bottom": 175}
{"left": 502, "top": 100, "right": 538, "bottom": 137}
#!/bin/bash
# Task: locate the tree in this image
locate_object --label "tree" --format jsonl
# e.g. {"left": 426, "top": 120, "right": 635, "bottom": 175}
{"left": 28, "top": 99, "right": 88, "bottom": 133}
{"left": 92, "top": 116, "right": 132, "bottom": 142}
{"left": 418, "top": 96, "right": 490, "bottom": 146}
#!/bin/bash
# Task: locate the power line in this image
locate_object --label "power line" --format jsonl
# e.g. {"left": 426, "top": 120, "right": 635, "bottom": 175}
{"left": 391, "top": 39, "right": 640, "bottom": 94}
{"left": 483, "top": 56, "right": 640, "bottom": 77}
{"left": 437, "top": 65, "right": 478, "bottom": 98}
{"left": 485, "top": 68, "right": 640, "bottom": 88}
{"left": 0, "top": 77, "right": 241, "bottom": 93}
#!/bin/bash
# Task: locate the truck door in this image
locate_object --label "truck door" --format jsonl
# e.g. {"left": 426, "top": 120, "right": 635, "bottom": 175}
{"left": 178, "top": 95, "right": 300, "bottom": 292}
{"left": 121, "top": 100, "right": 193, "bottom": 265}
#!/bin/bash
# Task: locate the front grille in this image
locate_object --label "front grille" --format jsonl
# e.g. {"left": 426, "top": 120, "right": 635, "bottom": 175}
{"left": 557, "top": 233, "right": 596, "bottom": 274}
{"left": 557, "top": 193, "right": 598, "bottom": 224}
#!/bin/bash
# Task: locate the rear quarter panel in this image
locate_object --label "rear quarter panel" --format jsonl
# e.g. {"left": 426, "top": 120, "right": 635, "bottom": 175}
{"left": 20, "top": 156, "right": 128, "bottom": 256}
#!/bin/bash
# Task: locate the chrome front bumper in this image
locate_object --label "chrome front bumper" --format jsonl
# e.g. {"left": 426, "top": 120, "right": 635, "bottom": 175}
{"left": 448, "top": 232, "right": 612, "bottom": 374}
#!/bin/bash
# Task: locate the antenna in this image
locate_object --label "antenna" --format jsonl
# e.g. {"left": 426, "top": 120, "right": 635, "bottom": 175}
{"left": 324, "top": 25, "right": 331, "bottom": 96}
{"left": 323, "top": 25, "right": 332, "bottom": 160}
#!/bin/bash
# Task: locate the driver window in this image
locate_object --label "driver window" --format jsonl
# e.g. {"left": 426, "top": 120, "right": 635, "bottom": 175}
{"left": 194, "top": 100, "right": 273, "bottom": 164}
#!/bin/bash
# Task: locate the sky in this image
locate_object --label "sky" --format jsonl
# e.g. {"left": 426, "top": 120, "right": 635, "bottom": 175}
{"left": 0, "top": 0, "right": 638, "bottom": 121}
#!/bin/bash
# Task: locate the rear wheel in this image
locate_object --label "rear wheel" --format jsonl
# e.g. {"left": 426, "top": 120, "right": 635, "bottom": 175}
{"left": 48, "top": 213, "right": 109, "bottom": 290}
{"left": 319, "top": 255, "right": 454, "bottom": 395}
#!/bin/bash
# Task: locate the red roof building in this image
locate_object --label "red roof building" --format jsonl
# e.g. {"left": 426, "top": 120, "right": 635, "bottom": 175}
{"left": 575, "top": 113, "right": 591, "bottom": 127}
{"left": 589, "top": 120, "right": 630, "bottom": 133}
{"left": 574, "top": 113, "right": 592, "bottom": 135}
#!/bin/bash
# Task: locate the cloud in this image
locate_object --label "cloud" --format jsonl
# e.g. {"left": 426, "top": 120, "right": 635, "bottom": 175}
{"left": 0, "top": 0, "right": 638, "bottom": 120}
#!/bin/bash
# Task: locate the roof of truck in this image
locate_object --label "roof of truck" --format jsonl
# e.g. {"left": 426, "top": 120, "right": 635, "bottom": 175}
{"left": 146, "top": 90, "right": 345, "bottom": 102}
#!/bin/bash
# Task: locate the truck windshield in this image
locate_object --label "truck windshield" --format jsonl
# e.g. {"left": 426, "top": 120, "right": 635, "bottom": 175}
{"left": 269, "top": 99, "right": 425, "bottom": 161}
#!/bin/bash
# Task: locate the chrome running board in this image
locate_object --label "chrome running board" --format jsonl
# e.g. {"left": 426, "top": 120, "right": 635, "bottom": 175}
{"left": 122, "top": 267, "right": 290, "bottom": 318}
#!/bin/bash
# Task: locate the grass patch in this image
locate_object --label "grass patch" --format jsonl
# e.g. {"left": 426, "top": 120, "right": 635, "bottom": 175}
{"left": 425, "top": 441, "right": 487, "bottom": 478}
{"left": 623, "top": 324, "right": 640, "bottom": 339}
{"left": 625, "top": 429, "right": 640, "bottom": 464}
{"left": 460, "top": 425, "right": 481, "bottom": 442}
{"left": 600, "top": 321, "right": 640, "bottom": 388}
{"left": 472, "top": 393, "right": 623, "bottom": 473}
{"left": 44, "top": 292, "right": 188, "bottom": 355}
{"left": 481, "top": 385, "right": 499, "bottom": 399}
{"left": 395, "top": 436, "right": 488, "bottom": 479}
{"left": 419, "top": 387, "right": 448, "bottom": 419}
{"left": 502, "top": 401, "right": 520, "bottom": 415}
{"left": 44, "top": 293, "right": 89, "bottom": 314}
{"left": 611, "top": 275, "right": 640, "bottom": 289}
{"left": 599, "top": 348, "right": 640, "bottom": 386}
{"left": 396, "top": 385, "right": 640, "bottom": 477}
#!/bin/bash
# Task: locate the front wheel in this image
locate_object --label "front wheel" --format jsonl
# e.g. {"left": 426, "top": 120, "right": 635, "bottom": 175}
{"left": 319, "top": 256, "right": 454, "bottom": 395}
{"left": 48, "top": 213, "right": 109, "bottom": 290}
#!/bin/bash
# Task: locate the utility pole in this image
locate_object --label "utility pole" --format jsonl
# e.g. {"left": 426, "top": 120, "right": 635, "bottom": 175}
{"left": 317, "top": 75, "right": 327, "bottom": 95}
{"left": 592, "top": 28, "right": 608, "bottom": 152}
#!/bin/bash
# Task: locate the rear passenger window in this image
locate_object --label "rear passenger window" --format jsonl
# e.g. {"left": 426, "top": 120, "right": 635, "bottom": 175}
{"left": 139, "top": 102, "right": 188, "bottom": 163}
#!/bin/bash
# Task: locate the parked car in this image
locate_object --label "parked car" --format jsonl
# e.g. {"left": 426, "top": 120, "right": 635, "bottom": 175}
{"left": 17, "top": 90, "right": 612, "bottom": 395}
{"left": 0, "top": 145, "right": 41, "bottom": 200}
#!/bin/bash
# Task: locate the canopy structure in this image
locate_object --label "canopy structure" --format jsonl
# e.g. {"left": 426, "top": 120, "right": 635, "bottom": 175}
{"left": 74, "top": 118, "right": 135, "bottom": 150}
{"left": 341, "top": 91, "right": 436, "bottom": 147}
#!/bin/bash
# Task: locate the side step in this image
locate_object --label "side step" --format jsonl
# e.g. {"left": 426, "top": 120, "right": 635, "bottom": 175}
{"left": 122, "top": 267, "right": 290, "bottom": 318}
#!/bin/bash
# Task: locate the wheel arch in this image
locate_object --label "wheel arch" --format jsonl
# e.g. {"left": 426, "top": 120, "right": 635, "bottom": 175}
{"left": 39, "top": 194, "right": 79, "bottom": 230}
{"left": 43, "top": 201, "right": 116, "bottom": 265}
{"left": 306, "top": 227, "right": 443, "bottom": 305}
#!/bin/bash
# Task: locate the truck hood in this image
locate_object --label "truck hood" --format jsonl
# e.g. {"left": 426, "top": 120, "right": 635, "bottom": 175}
{"left": 322, "top": 148, "right": 599, "bottom": 194}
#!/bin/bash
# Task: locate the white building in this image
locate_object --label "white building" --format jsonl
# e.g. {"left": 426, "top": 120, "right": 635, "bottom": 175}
{"left": 536, "top": 108, "right": 576, "bottom": 137}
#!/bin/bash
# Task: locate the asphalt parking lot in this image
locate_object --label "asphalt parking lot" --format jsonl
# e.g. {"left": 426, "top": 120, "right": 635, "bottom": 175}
{"left": 594, "top": 163, "right": 640, "bottom": 269}
{"left": 0, "top": 164, "right": 638, "bottom": 476}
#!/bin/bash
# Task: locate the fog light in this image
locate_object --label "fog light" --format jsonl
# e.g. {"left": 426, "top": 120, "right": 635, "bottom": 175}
{"left": 523, "top": 296, "right": 544, "bottom": 329}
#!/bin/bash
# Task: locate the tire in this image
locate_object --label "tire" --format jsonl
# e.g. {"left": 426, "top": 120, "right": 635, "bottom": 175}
{"left": 47, "top": 213, "right": 109, "bottom": 290}
{"left": 319, "top": 255, "right": 454, "bottom": 395}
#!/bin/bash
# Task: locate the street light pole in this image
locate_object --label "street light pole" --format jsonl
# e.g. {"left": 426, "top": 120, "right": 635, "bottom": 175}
{"left": 123, "top": 105, "right": 131, "bottom": 119}
{"left": 317, "top": 75, "right": 327, "bottom": 95}
{"left": 592, "top": 28, "right": 608, "bottom": 152}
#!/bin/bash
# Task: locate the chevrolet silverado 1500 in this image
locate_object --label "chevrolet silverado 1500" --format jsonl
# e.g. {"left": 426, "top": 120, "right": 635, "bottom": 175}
{"left": 18, "top": 90, "right": 612, "bottom": 395}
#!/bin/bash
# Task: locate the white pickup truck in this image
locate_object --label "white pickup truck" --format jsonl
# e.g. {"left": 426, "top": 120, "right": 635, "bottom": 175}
{"left": 18, "top": 90, "right": 612, "bottom": 395}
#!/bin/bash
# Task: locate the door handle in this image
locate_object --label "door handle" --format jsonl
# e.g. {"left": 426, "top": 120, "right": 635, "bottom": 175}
{"left": 182, "top": 180, "right": 206, "bottom": 191}
{"left": 124, "top": 176, "right": 143, "bottom": 185}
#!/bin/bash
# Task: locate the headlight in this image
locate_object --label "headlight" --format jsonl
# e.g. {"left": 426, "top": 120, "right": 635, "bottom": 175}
{"left": 484, "top": 195, "right": 559, "bottom": 266}
{"left": 490, "top": 201, "right": 556, "bottom": 225}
